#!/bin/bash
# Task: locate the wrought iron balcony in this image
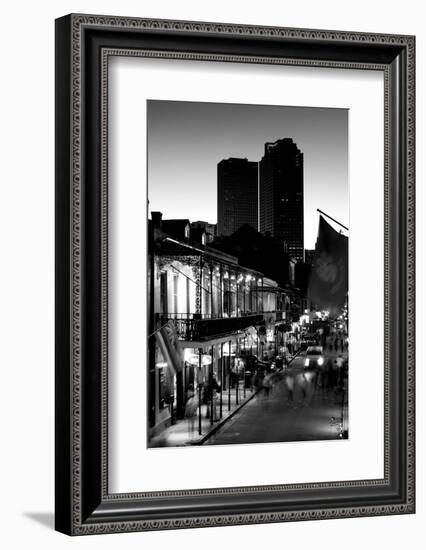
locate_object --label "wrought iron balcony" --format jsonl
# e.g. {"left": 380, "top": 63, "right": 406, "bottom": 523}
{"left": 158, "top": 313, "right": 264, "bottom": 341}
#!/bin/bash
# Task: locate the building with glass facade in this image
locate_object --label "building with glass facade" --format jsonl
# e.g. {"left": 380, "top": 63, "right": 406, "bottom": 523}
{"left": 217, "top": 158, "right": 258, "bottom": 237}
{"left": 259, "top": 138, "right": 304, "bottom": 262}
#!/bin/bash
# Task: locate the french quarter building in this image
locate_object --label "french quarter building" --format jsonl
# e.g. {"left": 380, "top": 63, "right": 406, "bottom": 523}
{"left": 217, "top": 158, "right": 259, "bottom": 237}
{"left": 259, "top": 138, "right": 304, "bottom": 262}
{"left": 148, "top": 212, "right": 289, "bottom": 444}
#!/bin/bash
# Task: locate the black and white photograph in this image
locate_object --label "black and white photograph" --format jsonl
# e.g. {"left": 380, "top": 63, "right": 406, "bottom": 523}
{"left": 147, "top": 100, "right": 349, "bottom": 448}
{"left": 51, "top": 9, "right": 415, "bottom": 539}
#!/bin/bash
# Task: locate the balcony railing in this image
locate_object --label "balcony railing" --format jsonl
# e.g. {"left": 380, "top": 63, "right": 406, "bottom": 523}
{"left": 158, "top": 313, "right": 264, "bottom": 341}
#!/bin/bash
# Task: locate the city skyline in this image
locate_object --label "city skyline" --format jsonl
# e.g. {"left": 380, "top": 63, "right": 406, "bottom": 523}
{"left": 147, "top": 100, "right": 348, "bottom": 249}
{"left": 147, "top": 99, "right": 349, "bottom": 449}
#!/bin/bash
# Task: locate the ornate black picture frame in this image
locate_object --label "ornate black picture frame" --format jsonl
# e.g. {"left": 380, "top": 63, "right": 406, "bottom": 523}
{"left": 55, "top": 14, "right": 415, "bottom": 535}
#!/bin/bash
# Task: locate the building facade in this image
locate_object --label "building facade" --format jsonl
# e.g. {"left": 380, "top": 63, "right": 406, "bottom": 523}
{"left": 259, "top": 138, "right": 304, "bottom": 262}
{"left": 217, "top": 158, "right": 258, "bottom": 237}
{"left": 211, "top": 223, "right": 293, "bottom": 289}
{"left": 148, "top": 213, "right": 291, "bottom": 445}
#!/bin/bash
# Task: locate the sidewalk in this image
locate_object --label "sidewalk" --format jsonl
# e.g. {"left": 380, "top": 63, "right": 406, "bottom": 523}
{"left": 148, "top": 351, "right": 306, "bottom": 448}
{"left": 149, "top": 385, "right": 259, "bottom": 447}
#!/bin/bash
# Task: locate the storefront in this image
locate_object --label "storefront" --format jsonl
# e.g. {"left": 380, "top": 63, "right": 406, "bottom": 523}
{"left": 180, "top": 334, "right": 251, "bottom": 429}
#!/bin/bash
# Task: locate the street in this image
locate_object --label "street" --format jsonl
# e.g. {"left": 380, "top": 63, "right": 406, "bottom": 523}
{"left": 204, "top": 351, "right": 348, "bottom": 445}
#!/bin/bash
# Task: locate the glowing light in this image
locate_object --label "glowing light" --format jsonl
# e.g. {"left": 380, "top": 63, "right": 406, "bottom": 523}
{"left": 201, "top": 354, "right": 212, "bottom": 366}
{"left": 304, "top": 358, "right": 310, "bottom": 367}
{"left": 317, "top": 357, "right": 324, "bottom": 366}
{"left": 304, "top": 371, "right": 315, "bottom": 382}
{"left": 184, "top": 349, "right": 199, "bottom": 365}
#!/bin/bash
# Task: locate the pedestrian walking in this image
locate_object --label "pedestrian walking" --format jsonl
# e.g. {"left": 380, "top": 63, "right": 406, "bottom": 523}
{"left": 323, "top": 358, "right": 333, "bottom": 393}
{"left": 301, "top": 361, "right": 318, "bottom": 406}
{"left": 184, "top": 384, "right": 198, "bottom": 436}
{"left": 283, "top": 371, "right": 295, "bottom": 405}
{"left": 204, "top": 376, "right": 221, "bottom": 420}
{"left": 335, "top": 354, "right": 345, "bottom": 386}
{"left": 262, "top": 372, "right": 272, "bottom": 398}
{"left": 186, "top": 383, "right": 195, "bottom": 402}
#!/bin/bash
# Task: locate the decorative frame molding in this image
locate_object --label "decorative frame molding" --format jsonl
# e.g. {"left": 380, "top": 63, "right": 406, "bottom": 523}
{"left": 55, "top": 14, "right": 415, "bottom": 535}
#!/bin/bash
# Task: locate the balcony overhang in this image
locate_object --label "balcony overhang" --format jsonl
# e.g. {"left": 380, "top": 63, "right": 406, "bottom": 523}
{"left": 161, "top": 314, "right": 264, "bottom": 345}
{"left": 180, "top": 331, "right": 246, "bottom": 349}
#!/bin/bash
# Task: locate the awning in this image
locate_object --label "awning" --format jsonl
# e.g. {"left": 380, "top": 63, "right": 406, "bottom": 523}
{"left": 155, "top": 321, "right": 183, "bottom": 374}
{"left": 179, "top": 331, "right": 245, "bottom": 349}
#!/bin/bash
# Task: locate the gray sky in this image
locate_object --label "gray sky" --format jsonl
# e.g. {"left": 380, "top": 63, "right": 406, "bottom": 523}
{"left": 147, "top": 100, "right": 348, "bottom": 249}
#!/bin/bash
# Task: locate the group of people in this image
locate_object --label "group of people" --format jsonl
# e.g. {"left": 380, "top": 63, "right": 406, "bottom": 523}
{"left": 326, "top": 333, "right": 348, "bottom": 353}
{"left": 183, "top": 343, "right": 349, "bottom": 430}
{"left": 184, "top": 375, "right": 223, "bottom": 432}
{"left": 287, "top": 354, "right": 347, "bottom": 406}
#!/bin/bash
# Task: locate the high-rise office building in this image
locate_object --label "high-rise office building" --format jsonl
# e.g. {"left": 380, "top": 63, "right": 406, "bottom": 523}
{"left": 259, "top": 138, "right": 304, "bottom": 262}
{"left": 217, "top": 158, "right": 258, "bottom": 237}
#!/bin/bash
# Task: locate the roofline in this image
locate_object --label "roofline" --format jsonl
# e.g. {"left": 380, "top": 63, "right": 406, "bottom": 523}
{"left": 160, "top": 236, "right": 265, "bottom": 277}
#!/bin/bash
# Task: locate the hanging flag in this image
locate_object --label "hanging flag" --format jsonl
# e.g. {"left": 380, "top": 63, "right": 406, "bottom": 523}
{"left": 155, "top": 320, "right": 182, "bottom": 374}
{"left": 307, "top": 216, "right": 348, "bottom": 315}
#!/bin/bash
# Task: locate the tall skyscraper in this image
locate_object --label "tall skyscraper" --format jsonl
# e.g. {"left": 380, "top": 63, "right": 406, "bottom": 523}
{"left": 259, "top": 138, "right": 304, "bottom": 262}
{"left": 217, "top": 158, "right": 258, "bottom": 237}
